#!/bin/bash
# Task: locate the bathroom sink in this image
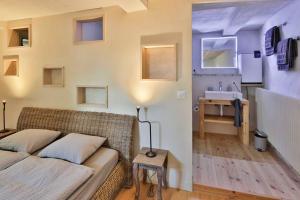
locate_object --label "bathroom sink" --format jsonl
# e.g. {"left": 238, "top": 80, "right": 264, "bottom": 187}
{"left": 205, "top": 91, "right": 243, "bottom": 100}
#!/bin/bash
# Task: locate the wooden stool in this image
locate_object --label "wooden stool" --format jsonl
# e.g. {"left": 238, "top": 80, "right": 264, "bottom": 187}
{"left": 133, "top": 147, "right": 168, "bottom": 200}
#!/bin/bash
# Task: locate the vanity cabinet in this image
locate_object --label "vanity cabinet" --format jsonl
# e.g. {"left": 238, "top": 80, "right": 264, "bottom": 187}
{"left": 199, "top": 98, "right": 249, "bottom": 145}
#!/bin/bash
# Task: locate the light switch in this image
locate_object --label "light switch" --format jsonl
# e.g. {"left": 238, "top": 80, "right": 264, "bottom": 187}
{"left": 177, "top": 90, "right": 187, "bottom": 99}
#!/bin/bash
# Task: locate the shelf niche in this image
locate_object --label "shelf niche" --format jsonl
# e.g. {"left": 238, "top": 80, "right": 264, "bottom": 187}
{"left": 77, "top": 86, "right": 108, "bottom": 107}
{"left": 8, "top": 26, "right": 31, "bottom": 47}
{"left": 142, "top": 44, "right": 177, "bottom": 80}
{"left": 3, "top": 55, "right": 19, "bottom": 76}
{"left": 74, "top": 16, "right": 104, "bottom": 43}
{"left": 43, "top": 67, "right": 64, "bottom": 87}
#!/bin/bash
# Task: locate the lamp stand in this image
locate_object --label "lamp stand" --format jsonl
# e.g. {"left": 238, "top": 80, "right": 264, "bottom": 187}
{"left": 137, "top": 106, "right": 156, "bottom": 158}
{"left": 0, "top": 101, "right": 8, "bottom": 133}
{"left": 145, "top": 151, "right": 156, "bottom": 158}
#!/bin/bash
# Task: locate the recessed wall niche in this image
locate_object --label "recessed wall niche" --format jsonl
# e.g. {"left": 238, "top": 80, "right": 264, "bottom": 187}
{"left": 141, "top": 33, "right": 182, "bottom": 81}
{"left": 3, "top": 55, "right": 19, "bottom": 76}
{"left": 142, "top": 44, "right": 177, "bottom": 80}
{"left": 77, "top": 86, "right": 108, "bottom": 107}
{"left": 43, "top": 66, "right": 64, "bottom": 87}
{"left": 8, "top": 26, "right": 31, "bottom": 47}
{"left": 74, "top": 15, "right": 104, "bottom": 43}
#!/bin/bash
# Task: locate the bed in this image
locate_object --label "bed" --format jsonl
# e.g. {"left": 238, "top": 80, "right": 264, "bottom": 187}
{"left": 14, "top": 107, "right": 136, "bottom": 200}
{"left": 69, "top": 147, "right": 119, "bottom": 200}
{"left": 0, "top": 150, "right": 29, "bottom": 170}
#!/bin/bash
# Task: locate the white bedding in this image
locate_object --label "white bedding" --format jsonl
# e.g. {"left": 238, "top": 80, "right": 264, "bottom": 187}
{"left": 69, "top": 147, "right": 119, "bottom": 200}
{"left": 0, "top": 156, "right": 94, "bottom": 200}
{"left": 0, "top": 150, "right": 29, "bottom": 170}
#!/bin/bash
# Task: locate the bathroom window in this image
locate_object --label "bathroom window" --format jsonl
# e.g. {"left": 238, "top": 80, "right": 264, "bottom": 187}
{"left": 201, "top": 37, "right": 238, "bottom": 69}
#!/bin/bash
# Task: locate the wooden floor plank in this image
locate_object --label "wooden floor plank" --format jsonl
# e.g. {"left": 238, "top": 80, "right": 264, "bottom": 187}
{"left": 116, "top": 183, "right": 278, "bottom": 200}
{"left": 193, "top": 132, "right": 300, "bottom": 200}
{"left": 116, "top": 132, "right": 300, "bottom": 199}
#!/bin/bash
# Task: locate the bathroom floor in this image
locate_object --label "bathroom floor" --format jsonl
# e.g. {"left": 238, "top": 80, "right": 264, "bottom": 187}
{"left": 193, "top": 132, "right": 300, "bottom": 200}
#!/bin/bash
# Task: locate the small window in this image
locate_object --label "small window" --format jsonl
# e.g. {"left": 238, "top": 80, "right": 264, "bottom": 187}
{"left": 8, "top": 27, "right": 31, "bottom": 47}
{"left": 74, "top": 16, "right": 104, "bottom": 43}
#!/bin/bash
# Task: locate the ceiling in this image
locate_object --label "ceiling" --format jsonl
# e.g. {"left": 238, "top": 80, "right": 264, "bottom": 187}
{"left": 0, "top": 0, "right": 147, "bottom": 21}
{"left": 192, "top": 0, "right": 293, "bottom": 35}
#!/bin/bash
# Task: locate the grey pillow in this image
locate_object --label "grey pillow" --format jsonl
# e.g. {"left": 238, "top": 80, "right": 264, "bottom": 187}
{"left": 0, "top": 129, "right": 61, "bottom": 153}
{"left": 0, "top": 150, "right": 29, "bottom": 170}
{"left": 38, "top": 133, "right": 107, "bottom": 164}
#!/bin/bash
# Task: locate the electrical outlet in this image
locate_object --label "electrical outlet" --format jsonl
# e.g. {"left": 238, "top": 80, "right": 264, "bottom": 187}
{"left": 177, "top": 90, "right": 187, "bottom": 99}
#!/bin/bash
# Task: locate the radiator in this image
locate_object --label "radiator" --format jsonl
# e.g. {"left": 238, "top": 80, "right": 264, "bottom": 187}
{"left": 256, "top": 88, "right": 300, "bottom": 173}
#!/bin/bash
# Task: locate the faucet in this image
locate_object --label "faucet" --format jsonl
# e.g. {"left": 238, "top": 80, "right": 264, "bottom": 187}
{"left": 219, "top": 81, "right": 223, "bottom": 91}
{"left": 232, "top": 81, "right": 241, "bottom": 92}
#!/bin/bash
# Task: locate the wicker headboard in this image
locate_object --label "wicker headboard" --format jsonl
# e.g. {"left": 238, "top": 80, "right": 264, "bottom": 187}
{"left": 17, "top": 107, "right": 135, "bottom": 186}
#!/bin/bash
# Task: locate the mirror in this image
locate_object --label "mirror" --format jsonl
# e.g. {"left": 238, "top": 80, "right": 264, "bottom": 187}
{"left": 201, "top": 37, "right": 237, "bottom": 68}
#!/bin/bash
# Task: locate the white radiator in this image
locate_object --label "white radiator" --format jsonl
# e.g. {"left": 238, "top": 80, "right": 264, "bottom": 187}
{"left": 256, "top": 88, "right": 300, "bottom": 173}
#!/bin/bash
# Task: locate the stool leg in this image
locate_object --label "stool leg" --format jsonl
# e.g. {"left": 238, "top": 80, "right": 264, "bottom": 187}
{"left": 133, "top": 163, "right": 140, "bottom": 200}
{"left": 142, "top": 169, "right": 147, "bottom": 184}
{"left": 162, "top": 166, "right": 168, "bottom": 188}
{"left": 157, "top": 168, "right": 163, "bottom": 200}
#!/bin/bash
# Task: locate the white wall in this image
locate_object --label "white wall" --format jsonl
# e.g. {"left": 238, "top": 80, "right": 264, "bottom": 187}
{"left": 237, "top": 30, "right": 261, "bottom": 55}
{"left": 0, "top": 0, "right": 193, "bottom": 191}
{"left": 261, "top": 0, "right": 300, "bottom": 99}
{"left": 238, "top": 30, "right": 261, "bottom": 131}
{"left": 258, "top": 0, "right": 300, "bottom": 172}
{"left": 192, "top": 30, "right": 261, "bottom": 132}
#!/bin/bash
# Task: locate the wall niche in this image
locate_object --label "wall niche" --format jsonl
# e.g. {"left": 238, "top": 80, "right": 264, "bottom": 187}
{"left": 74, "top": 16, "right": 104, "bottom": 43}
{"left": 8, "top": 26, "right": 31, "bottom": 47}
{"left": 3, "top": 55, "right": 19, "bottom": 76}
{"left": 141, "top": 32, "right": 182, "bottom": 81}
{"left": 43, "top": 66, "right": 64, "bottom": 87}
{"left": 77, "top": 86, "right": 108, "bottom": 107}
{"left": 142, "top": 44, "right": 177, "bottom": 80}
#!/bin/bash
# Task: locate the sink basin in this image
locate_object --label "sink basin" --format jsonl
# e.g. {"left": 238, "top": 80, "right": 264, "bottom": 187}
{"left": 205, "top": 91, "right": 243, "bottom": 100}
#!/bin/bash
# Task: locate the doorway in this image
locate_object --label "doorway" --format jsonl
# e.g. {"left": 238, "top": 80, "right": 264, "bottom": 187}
{"left": 191, "top": 1, "right": 300, "bottom": 199}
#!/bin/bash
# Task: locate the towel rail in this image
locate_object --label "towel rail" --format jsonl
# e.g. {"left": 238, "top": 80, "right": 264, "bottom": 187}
{"left": 278, "top": 22, "right": 300, "bottom": 40}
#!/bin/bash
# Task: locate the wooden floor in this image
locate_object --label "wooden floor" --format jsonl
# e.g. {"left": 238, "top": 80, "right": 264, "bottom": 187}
{"left": 115, "top": 132, "right": 300, "bottom": 200}
{"left": 194, "top": 132, "right": 274, "bottom": 162}
{"left": 193, "top": 132, "right": 300, "bottom": 200}
{"left": 116, "top": 183, "right": 277, "bottom": 200}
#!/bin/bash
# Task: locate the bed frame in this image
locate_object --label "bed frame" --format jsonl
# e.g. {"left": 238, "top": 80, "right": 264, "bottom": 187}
{"left": 16, "top": 107, "right": 136, "bottom": 200}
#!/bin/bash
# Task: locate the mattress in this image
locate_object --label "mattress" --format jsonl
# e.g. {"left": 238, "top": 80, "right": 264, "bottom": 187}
{"left": 68, "top": 147, "right": 119, "bottom": 200}
{"left": 0, "top": 155, "right": 93, "bottom": 200}
{"left": 0, "top": 150, "right": 29, "bottom": 170}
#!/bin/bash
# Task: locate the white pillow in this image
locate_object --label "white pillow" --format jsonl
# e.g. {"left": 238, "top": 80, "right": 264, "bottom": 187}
{"left": 38, "top": 133, "right": 107, "bottom": 164}
{"left": 0, "top": 129, "right": 61, "bottom": 153}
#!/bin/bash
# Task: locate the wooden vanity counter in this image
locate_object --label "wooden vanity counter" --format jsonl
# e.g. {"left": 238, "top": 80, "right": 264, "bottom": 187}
{"left": 199, "top": 98, "right": 249, "bottom": 145}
